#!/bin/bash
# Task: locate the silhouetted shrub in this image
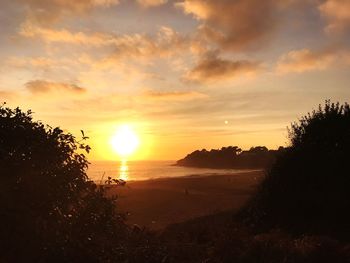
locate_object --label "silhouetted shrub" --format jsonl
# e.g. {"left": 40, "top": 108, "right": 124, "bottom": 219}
{"left": 0, "top": 105, "right": 129, "bottom": 262}
{"left": 161, "top": 211, "right": 350, "bottom": 263}
{"left": 245, "top": 101, "right": 350, "bottom": 239}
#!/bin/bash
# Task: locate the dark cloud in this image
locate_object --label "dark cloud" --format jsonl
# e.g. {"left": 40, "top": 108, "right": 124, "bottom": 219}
{"left": 185, "top": 51, "right": 260, "bottom": 83}
{"left": 176, "top": 0, "right": 283, "bottom": 51}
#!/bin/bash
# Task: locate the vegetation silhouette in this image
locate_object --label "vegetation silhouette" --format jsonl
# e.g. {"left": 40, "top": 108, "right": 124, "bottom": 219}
{"left": 244, "top": 101, "right": 350, "bottom": 239}
{"left": 0, "top": 105, "right": 165, "bottom": 262}
{"left": 176, "top": 145, "right": 285, "bottom": 169}
{"left": 159, "top": 101, "right": 350, "bottom": 262}
{"left": 161, "top": 211, "right": 349, "bottom": 263}
{"left": 3, "top": 100, "right": 350, "bottom": 262}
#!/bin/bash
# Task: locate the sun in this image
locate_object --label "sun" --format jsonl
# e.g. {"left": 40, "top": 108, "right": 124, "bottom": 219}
{"left": 110, "top": 125, "right": 140, "bottom": 157}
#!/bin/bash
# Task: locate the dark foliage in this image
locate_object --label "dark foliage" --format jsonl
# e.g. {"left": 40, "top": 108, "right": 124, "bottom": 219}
{"left": 176, "top": 146, "right": 285, "bottom": 169}
{"left": 0, "top": 105, "right": 140, "bottom": 262}
{"left": 160, "top": 211, "right": 350, "bottom": 263}
{"left": 162, "top": 100, "right": 350, "bottom": 262}
{"left": 4, "top": 100, "right": 350, "bottom": 262}
{"left": 244, "top": 101, "right": 350, "bottom": 239}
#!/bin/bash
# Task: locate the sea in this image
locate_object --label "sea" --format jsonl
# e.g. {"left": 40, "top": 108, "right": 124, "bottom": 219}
{"left": 87, "top": 160, "right": 248, "bottom": 183}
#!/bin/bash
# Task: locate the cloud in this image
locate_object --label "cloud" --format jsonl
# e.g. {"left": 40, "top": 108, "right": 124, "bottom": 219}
{"left": 18, "top": 0, "right": 120, "bottom": 25}
{"left": 25, "top": 80, "right": 86, "bottom": 94}
{"left": 109, "top": 26, "right": 189, "bottom": 60}
{"left": 20, "top": 0, "right": 119, "bottom": 9}
{"left": 6, "top": 56, "right": 59, "bottom": 72}
{"left": 184, "top": 51, "right": 260, "bottom": 83}
{"left": 19, "top": 22, "right": 112, "bottom": 46}
{"left": 7, "top": 57, "right": 54, "bottom": 68}
{"left": 142, "top": 90, "right": 208, "bottom": 101}
{"left": 20, "top": 24, "right": 188, "bottom": 60}
{"left": 137, "top": 0, "right": 167, "bottom": 7}
{"left": 176, "top": 0, "right": 282, "bottom": 51}
{"left": 276, "top": 48, "right": 337, "bottom": 73}
{"left": 318, "top": 0, "right": 350, "bottom": 34}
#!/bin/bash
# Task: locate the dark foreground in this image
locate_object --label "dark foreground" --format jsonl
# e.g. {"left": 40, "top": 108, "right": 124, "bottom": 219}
{"left": 106, "top": 171, "right": 350, "bottom": 263}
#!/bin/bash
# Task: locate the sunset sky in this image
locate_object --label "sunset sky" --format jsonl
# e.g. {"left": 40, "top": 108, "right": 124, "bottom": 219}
{"left": 1, "top": 0, "right": 350, "bottom": 160}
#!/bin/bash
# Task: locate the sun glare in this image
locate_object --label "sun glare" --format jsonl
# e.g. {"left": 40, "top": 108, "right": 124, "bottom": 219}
{"left": 111, "top": 125, "right": 140, "bottom": 157}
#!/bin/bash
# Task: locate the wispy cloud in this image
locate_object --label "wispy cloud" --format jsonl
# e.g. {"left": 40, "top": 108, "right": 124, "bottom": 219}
{"left": 18, "top": 0, "right": 120, "bottom": 25}
{"left": 276, "top": 47, "right": 350, "bottom": 74}
{"left": 19, "top": 24, "right": 189, "bottom": 60}
{"left": 19, "top": 22, "right": 114, "bottom": 46}
{"left": 25, "top": 80, "right": 86, "bottom": 94}
{"left": 142, "top": 90, "right": 208, "bottom": 101}
{"left": 137, "top": 0, "right": 167, "bottom": 7}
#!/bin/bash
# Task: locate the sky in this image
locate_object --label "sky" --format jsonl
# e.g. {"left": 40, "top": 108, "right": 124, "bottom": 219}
{"left": 0, "top": 0, "right": 350, "bottom": 160}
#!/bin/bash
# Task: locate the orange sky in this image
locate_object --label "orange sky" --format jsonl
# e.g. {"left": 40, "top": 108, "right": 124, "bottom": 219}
{"left": 1, "top": 0, "right": 350, "bottom": 160}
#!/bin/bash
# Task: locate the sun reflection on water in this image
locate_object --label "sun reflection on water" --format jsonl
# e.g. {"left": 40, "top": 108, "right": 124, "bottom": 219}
{"left": 119, "top": 159, "right": 129, "bottom": 181}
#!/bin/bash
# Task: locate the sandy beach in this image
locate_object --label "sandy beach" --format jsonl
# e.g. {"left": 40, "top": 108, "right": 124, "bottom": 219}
{"left": 107, "top": 170, "right": 264, "bottom": 230}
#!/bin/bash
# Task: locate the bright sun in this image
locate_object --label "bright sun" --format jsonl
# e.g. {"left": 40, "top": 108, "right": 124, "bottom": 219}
{"left": 111, "top": 125, "right": 140, "bottom": 157}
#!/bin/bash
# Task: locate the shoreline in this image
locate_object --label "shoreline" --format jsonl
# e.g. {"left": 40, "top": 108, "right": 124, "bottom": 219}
{"left": 88, "top": 160, "right": 262, "bottom": 183}
{"left": 95, "top": 168, "right": 262, "bottom": 184}
{"left": 126, "top": 168, "right": 262, "bottom": 183}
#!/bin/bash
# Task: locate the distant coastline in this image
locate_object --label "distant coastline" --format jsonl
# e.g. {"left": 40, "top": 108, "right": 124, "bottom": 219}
{"left": 175, "top": 146, "right": 286, "bottom": 169}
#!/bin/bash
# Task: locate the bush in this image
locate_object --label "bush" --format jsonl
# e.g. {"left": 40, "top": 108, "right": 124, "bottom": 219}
{"left": 245, "top": 101, "right": 350, "bottom": 239}
{"left": 161, "top": 212, "right": 350, "bottom": 263}
{"left": 0, "top": 105, "right": 129, "bottom": 262}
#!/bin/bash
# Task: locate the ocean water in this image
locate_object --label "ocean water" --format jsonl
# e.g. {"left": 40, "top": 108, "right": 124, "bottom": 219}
{"left": 87, "top": 160, "right": 248, "bottom": 182}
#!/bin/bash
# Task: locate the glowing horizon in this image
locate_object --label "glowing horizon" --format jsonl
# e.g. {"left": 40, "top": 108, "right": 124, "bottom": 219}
{"left": 0, "top": 0, "right": 350, "bottom": 161}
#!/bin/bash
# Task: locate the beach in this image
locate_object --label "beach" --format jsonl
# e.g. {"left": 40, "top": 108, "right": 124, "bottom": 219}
{"left": 107, "top": 170, "right": 264, "bottom": 230}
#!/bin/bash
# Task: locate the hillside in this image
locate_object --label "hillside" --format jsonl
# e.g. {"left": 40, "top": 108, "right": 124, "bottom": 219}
{"left": 176, "top": 146, "right": 285, "bottom": 169}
